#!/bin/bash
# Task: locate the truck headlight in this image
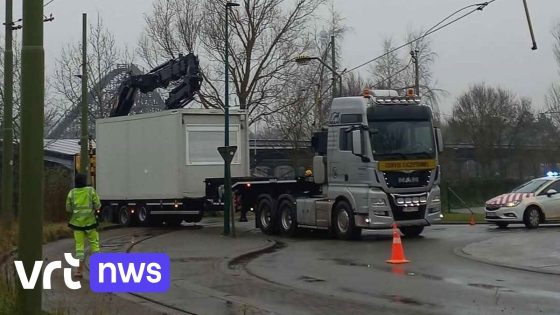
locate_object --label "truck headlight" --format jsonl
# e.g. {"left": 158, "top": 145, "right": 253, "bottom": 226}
{"left": 504, "top": 200, "right": 521, "bottom": 207}
{"left": 371, "top": 198, "right": 386, "bottom": 206}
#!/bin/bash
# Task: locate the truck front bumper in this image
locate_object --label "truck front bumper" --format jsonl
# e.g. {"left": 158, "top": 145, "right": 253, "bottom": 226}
{"left": 355, "top": 212, "right": 441, "bottom": 229}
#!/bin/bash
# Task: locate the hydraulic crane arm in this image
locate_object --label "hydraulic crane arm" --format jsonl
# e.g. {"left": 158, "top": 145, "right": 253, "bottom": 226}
{"left": 110, "top": 53, "right": 202, "bottom": 117}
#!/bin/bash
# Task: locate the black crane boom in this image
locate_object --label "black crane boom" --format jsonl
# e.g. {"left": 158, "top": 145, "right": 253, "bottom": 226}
{"left": 110, "top": 53, "right": 202, "bottom": 117}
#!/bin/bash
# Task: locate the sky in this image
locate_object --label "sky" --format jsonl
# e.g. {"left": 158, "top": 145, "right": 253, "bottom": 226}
{"left": 1, "top": 0, "right": 559, "bottom": 117}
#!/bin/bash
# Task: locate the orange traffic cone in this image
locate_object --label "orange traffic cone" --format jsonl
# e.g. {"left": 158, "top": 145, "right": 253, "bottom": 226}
{"left": 386, "top": 223, "right": 410, "bottom": 264}
{"left": 469, "top": 213, "right": 476, "bottom": 226}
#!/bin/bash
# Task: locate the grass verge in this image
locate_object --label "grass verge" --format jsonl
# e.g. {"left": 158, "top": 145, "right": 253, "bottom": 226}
{"left": 440, "top": 212, "right": 486, "bottom": 224}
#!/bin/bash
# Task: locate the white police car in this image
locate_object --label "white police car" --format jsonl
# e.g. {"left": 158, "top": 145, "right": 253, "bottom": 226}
{"left": 485, "top": 173, "right": 560, "bottom": 228}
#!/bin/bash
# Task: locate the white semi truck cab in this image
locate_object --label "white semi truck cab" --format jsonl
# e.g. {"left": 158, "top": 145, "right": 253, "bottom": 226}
{"left": 235, "top": 89, "right": 443, "bottom": 239}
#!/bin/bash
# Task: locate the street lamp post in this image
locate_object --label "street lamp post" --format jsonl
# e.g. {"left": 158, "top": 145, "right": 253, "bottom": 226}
{"left": 223, "top": 0, "right": 239, "bottom": 236}
{"left": 295, "top": 54, "right": 343, "bottom": 127}
{"left": 80, "top": 13, "right": 89, "bottom": 180}
{"left": 295, "top": 55, "right": 343, "bottom": 98}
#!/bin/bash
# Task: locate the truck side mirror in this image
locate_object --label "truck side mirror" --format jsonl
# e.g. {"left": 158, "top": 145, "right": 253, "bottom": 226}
{"left": 352, "top": 129, "right": 363, "bottom": 156}
{"left": 435, "top": 127, "right": 444, "bottom": 153}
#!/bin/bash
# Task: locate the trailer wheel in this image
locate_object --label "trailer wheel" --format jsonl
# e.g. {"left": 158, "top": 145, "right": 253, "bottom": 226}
{"left": 278, "top": 197, "right": 297, "bottom": 237}
{"left": 99, "top": 205, "right": 114, "bottom": 223}
{"left": 333, "top": 201, "right": 361, "bottom": 240}
{"left": 257, "top": 195, "right": 277, "bottom": 235}
{"left": 118, "top": 205, "right": 134, "bottom": 227}
{"left": 136, "top": 204, "right": 150, "bottom": 226}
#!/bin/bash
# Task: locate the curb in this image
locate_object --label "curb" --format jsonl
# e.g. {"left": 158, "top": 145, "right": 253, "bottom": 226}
{"left": 454, "top": 245, "right": 560, "bottom": 276}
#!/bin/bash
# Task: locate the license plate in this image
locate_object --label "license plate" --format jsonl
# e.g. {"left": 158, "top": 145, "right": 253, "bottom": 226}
{"left": 486, "top": 212, "right": 498, "bottom": 218}
{"left": 403, "top": 207, "right": 418, "bottom": 212}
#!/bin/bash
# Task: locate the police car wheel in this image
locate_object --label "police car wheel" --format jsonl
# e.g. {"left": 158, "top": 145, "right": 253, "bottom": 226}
{"left": 523, "top": 207, "right": 541, "bottom": 229}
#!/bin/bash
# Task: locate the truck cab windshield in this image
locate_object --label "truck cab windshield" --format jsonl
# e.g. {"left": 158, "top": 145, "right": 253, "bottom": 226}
{"left": 368, "top": 120, "right": 435, "bottom": 160}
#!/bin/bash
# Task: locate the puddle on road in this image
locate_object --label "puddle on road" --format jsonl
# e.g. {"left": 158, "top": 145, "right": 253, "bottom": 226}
{"left": 298, "top": 275, "right": 326, "bottom": 283}
{"left": 468, "top": 283, "right": 504, "bottom": 290}
{"left": 329, "top": 258, "right": 446, "bottom": 281}
{"left": 342, "top": 287, "right": 438, "bottom": 308}
{"left": 383, "top": 294, "right": 431, "bottom": 306}
{"left": 172, "top": 257, "right": 215, "bottom": 263}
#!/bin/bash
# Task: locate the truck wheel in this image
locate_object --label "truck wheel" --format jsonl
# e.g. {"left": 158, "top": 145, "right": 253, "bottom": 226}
{"left": 399, "top": 226, "right": 424, "bottom": 238}
{"left": 333, "top": 201, "right": 361, "bottom": 240}
{"left": 257, "top": 195, "right": 277, "bottom": 235}
{"left": 99, "top": 205, "right": 114, "bottom": 223}
{"left": 278, "top": 197, "right": 297, "bottom": 237}
{"left": 523, "top": 207, "right": 541, "bottom": 229}
{"left": 118, "top": 206, "right": 133, "bottom": 227}
{"left": 136, "top": 204, "right": 150, "bottom": 226}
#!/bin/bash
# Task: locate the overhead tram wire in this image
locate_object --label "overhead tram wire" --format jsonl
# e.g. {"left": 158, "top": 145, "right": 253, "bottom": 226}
{"left": 372, "top": 59, "right": 413, "bottom": 89}
{"left": 346, "top": 0, "right": 499, "bottom": 74}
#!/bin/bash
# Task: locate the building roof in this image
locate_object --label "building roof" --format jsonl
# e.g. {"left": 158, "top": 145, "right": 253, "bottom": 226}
{"left": 44, "top": 139, "right": 95, "bottom": 156}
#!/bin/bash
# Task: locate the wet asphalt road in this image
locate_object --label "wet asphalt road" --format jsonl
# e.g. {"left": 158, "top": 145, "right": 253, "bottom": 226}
{"left": 243, "top": 224, "right": 560, "bottom": 315}
{"left": 40, "top": 222, "right": 560, "bottom": 315}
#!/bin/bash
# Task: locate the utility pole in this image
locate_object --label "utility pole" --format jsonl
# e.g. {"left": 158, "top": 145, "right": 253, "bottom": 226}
{"left": 17, "top": 0, "right": 44, "bottom": 313}
{"left": 411, "top": 49, "right": 420, "bottom": 96}
{"left": 2, "top": 0, "right": 14, "bottom": 226}
{"left": 330, "top": 35, "right": 337, "bottom": 98}
{"left": 80, "top": 13, "right": 89, "bottom": 179}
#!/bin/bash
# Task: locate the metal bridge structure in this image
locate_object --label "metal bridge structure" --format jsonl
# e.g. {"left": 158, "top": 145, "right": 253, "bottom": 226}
{"left": 47, "top": 64, "right": 166, "bottom": 139}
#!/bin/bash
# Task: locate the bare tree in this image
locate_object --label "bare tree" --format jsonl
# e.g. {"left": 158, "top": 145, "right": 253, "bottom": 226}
{"left": 404, "top": 30, "right": 447, "bottom": 122}
{"left": 370, "top": 38, "right": 406, "bottom": 90}
{"left": 553, "top": 22, "right": 560, "bottom": 70}
{"left": 0, "top": 35, "right": 22, "bottom": 139}
{"left": 450, "top": 83, "right": 529, "bottom": 176}
{"left": 139, "top": 0, "right": 325, "bottom": 125}
{"left": 342, "top": 72, "right": 366, "bottom": 96}
{"left": 546, "top": 22, "right": 560, "bottom": 120}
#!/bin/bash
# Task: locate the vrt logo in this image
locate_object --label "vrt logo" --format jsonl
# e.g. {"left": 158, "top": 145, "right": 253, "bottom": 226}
{"left": 14, "top": 253, "right": 82, "bottom": 290}
{"left": 14, "top": 252, "right": 170, "bottom": 292}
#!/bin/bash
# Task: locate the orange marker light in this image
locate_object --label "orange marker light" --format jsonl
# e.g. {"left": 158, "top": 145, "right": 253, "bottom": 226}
{"left": 406, "top": 88, "right": 415, "bottom": 97}
{"left": 363, "top": 88, "right": 371, "bottom": 98}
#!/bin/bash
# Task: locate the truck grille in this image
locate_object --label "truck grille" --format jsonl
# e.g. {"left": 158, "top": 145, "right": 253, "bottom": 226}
{"left": 387, "top": 194, "right": 426, "bottom": 221}
{"left": 383, "top": 170, "right": 431, "bottom": 188}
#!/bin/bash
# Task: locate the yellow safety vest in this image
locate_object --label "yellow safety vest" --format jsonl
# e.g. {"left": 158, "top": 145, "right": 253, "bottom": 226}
{"left": 66, "top": 187, "right": 101, "bottom": 230}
